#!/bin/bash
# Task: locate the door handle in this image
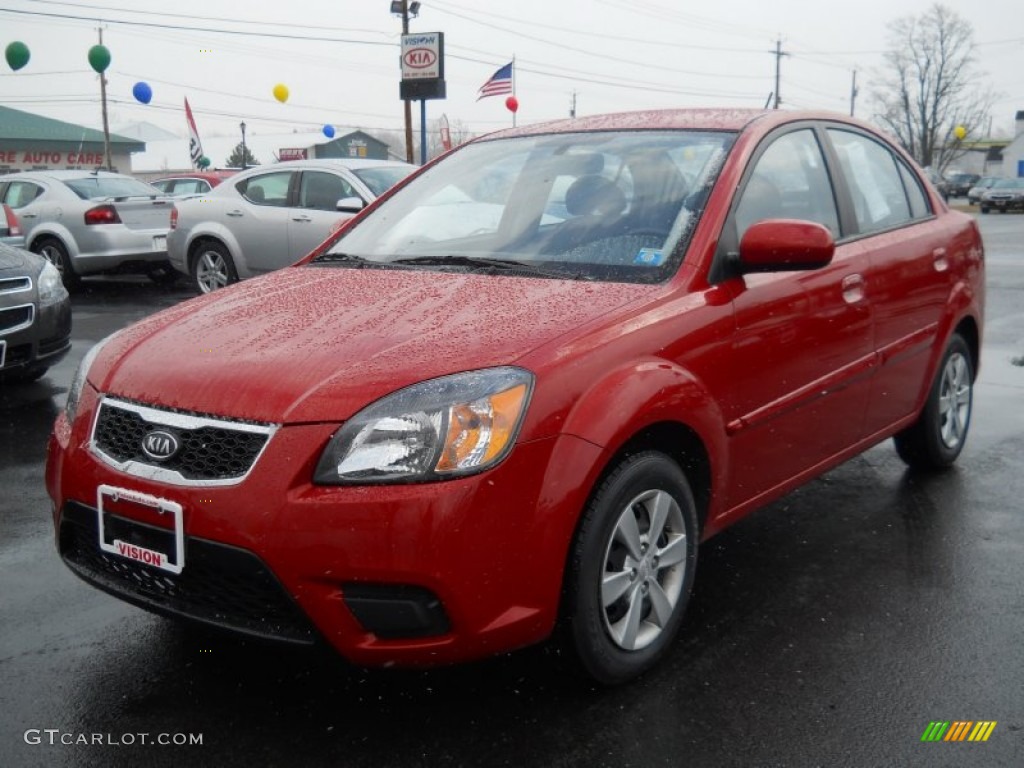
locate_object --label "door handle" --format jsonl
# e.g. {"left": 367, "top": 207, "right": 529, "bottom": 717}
{"left": 841, "top": 273, "right": 866, "bottom": 304}
{"left": 20, "top": 212, "right": 37, "bottom": 219}
{"left": 226, "top": 210, "right": 243, "bottom": 217}
{"left": 292, "top": 214, "right": 313, "bottom": 222}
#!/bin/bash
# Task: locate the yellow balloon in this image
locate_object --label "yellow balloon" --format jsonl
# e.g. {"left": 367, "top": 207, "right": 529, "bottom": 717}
{"left": 273, "top": 83, "right": 289, "bottom": 103}
{"left": 953, "top": 125, "right": 967, "bottom": 140}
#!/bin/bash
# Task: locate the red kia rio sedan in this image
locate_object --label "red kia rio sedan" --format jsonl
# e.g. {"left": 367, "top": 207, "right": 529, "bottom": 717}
{"left": 46, "top": 109, "right": 984, "bottom": 684}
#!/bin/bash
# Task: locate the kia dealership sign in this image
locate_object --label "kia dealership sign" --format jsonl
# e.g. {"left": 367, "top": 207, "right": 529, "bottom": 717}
{"left": 399, "top": 32, "right": 446, "bottom": 101}
{"left": 401, "top": 33, "right": 443, "bottom": 80}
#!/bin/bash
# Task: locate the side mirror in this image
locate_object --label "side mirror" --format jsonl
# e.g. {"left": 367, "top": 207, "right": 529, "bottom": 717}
{"left": 737, "top": 219, "right": 834, "bottom": 273}
{"left": 337, "top": 197, "right": 364, "bottom": 213}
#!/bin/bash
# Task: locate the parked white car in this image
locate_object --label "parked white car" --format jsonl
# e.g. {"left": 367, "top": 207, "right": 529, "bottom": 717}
{"left": 167, "top": 158, "right": 415, "bottom": 293}
{"left": 0, "top": 171, "right": 174, "bottom": 289}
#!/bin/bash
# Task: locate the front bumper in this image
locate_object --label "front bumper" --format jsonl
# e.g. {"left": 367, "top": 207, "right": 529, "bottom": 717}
{"left": 0, "top": 293, "right": 71, "bottom": 375}
{"left": 46, "top": 387, "right": 604, "bottom": 666}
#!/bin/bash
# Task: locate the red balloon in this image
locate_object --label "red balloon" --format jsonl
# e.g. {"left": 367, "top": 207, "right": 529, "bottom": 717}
{"left": 505, "top": 96, "right": 519, "bottom": 114}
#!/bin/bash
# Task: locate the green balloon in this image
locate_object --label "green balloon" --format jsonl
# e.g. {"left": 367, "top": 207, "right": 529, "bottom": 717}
{"left": 5, "top": 41, "right": 30, "bottom": 71}
{"left": 198, "top": 156, "right": 211, "bottom": 169}
{"left": 87, "top": 44, "right": 111, "bottom": 73}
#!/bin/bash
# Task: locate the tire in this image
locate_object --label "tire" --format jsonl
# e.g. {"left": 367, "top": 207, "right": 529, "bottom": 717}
{"left": 31, "top": 237, "right": 80, "bottom": 289}
{"left": 980, "top": 206, "right": 989, "bottom": 214}
{"left": 559, "top": 451, "right": 699, "bottom": 684}
{"left": 191, "top": 241, "right": 237, "bottom": 294}
{"left": 146, "top": 262, "right": 180, "bottom": 285}
{"left": 894, "top": 333, "right": 973, "bottom": 470}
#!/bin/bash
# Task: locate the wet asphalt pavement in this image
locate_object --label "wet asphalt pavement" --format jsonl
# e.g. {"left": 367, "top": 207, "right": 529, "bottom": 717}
{"left": 1, "top": 213, "right": 1022, "bottom": 768}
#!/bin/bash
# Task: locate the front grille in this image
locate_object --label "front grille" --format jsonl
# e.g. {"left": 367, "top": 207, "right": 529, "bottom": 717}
{"left": 0, "top": 303, "right": 34, "bottom": 334}
{"left": 92, "top": 398, "right": 274, "bottom": 485}
{"left": 59, "top": 501, "right": 317, "bottom": 644}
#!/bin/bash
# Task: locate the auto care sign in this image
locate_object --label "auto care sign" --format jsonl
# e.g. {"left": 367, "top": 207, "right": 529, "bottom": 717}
{"left": 400, "top": 32, "right": 446, "bottom": 101}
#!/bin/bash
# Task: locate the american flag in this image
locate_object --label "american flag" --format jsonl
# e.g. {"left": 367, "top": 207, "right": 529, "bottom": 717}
{"left": 477, "top": 62, "right": 513, "bottom": 100}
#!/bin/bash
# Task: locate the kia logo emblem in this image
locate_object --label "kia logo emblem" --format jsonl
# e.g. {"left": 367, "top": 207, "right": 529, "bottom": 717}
{"left": 141, "top": 430, "right": 180, "bottom": 461}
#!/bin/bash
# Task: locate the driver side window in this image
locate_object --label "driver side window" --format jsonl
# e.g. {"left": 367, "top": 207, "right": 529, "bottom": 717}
{"left": 735, "top": 129, "right": 839, "bottom": 239}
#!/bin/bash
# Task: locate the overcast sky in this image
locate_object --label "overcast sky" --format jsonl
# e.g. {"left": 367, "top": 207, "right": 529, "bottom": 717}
{"left": 2, "top": 0, "right": 1022, "bottom": 146}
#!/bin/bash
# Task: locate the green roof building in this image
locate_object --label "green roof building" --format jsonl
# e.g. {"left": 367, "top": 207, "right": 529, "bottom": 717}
{"left": 0, "top": 105, "right": 144, "bottom": 174}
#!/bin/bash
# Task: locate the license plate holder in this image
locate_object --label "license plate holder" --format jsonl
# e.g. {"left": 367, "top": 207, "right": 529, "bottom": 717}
{"left": 97, "top": 484, "right": 184, "bottom": 574}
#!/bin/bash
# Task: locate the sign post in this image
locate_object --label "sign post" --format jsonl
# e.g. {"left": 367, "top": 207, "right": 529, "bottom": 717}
{"left": 400, "top": 32, "right": 447, "bottom": 165}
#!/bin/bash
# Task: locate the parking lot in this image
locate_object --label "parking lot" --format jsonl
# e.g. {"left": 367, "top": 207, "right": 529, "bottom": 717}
{"left": 1, "top": 211, "right": 1022, "bottom": 767}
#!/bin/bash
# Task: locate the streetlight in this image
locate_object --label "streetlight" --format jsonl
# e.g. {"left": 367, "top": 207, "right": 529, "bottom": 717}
{"left": 391, "top": 1, "right": 421, "bottom": 164}
{"left": 240, "top": 121, "right": 247, "bottom": 171}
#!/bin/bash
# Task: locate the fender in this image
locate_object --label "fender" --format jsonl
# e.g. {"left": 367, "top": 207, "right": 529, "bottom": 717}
{"left": 27, "top": 222, "right": 80, "bottom": 259}
{"left": 558, "top": 356, "right": 729, "bottom": 519}
{"left": 184, "top": 221, "right": 243, "bottom": 272}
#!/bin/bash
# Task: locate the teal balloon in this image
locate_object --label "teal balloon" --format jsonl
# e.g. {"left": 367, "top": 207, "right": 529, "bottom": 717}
{"left": 322, "top": 124, "right": 335, "bottom": 139}
{"left": 132, "top": 81, "right": 152, "bottom": 104}
{"left": 88, "top": 44, "right": 111, "bottom": 73}
{"left": 5, "top": 41, "right": 30, "bottom": 71}
{"left": 198, "top": 156, "right": 211, "bottom": 169}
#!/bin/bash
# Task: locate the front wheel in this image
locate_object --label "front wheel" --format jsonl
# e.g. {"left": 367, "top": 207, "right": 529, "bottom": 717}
{"left": 894, "top": 333, "right": 973, "bottom": 470}
{"left": 191, "top": 241, "right": 237, "bottom": 294}
{"left": 559, "top": 451, "right": 699, "bottom": 684}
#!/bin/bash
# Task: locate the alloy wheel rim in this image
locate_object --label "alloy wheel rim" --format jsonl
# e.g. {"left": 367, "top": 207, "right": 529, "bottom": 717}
{"left": 41, "top": 245, "right": 66, "bottom": 277}
{"left": 196, "top": 252, "right": 229, "bottom": 293}
{"left": 938, "top": 352, "right": 971, "bottom": 449}
{"left": 600, "top": 488, "right": 687, "bottom": 651}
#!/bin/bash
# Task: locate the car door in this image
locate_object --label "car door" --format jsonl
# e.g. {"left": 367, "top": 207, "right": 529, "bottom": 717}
{"left": 825, "top": 127, "right": 955, "bottom": 435}
{"left": 229, "top": 170, "right": 297, "bottom": 274}
{"left": 717, "top": 126, "right": 875, "bottom": 511}
{"left": 287, "top": 170, "right": 363, "bottom": 260}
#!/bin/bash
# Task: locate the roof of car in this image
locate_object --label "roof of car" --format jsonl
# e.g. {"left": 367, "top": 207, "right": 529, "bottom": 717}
{"left": 477, "top": 108, "right": 876, "bottom": 141}
{"left": 2, "top": 169, "right": 138, "bottom": 180}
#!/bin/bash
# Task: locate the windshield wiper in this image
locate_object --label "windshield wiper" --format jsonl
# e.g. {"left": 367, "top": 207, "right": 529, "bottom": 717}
{"left": 311, "top": 252, "right": 376, "bottom": 266}
{"left": 389, "top": 255, "right": 546, "bottom": 273}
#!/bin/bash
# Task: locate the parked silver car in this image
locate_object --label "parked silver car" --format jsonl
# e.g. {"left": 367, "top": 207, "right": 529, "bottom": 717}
{"left": 0, "top": 242, "right": 71, "bottom": 383}
{"left": 0, "top": 171, "right": 175, "bottom": 289}
{"left": 967, "top": 176, "right": 1001, "bottom": 206}
{"left": 167, "top": 158, "right": 416, "bottom": 293}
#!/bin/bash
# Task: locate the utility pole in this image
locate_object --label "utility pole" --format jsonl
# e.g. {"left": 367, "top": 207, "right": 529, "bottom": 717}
{"left": 98, "top": 28, "right": 112, "bottom": 170}
{"left": 771, "top": 37, "right": 789, "bottom": 110}
{"left": 570, "top": 91, "right": 577, "bottom": 118}
{"left": 399, "top": 1, "right": 414, "bottom": 164}
{"left": 849, "top": 70, "right": 859, "bottom": 117}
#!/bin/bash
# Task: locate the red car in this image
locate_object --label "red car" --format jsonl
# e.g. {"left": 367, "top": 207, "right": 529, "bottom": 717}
{"left": 149, "top": 170, "right": 236, "bottom": 197}
{"left": 46, "top": 109, "right": 984, "bottom": 683}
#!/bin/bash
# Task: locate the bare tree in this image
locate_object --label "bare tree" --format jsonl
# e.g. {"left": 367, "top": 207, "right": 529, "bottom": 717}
{"left": 873, "top": 3, "right": 995, "bottom": 173}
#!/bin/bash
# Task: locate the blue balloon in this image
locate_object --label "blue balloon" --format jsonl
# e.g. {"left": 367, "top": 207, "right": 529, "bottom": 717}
{"left": 132, "top": 81, "right": 152, "bottom": 104}
{"left": 322, "top": 124, "right": 335, "bottom": 139}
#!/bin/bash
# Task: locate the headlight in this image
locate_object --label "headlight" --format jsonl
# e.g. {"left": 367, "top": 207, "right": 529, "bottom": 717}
{"left": 314, "top": 367, "right": 533, "bottom": 484}
{"left": 36, "top": 260, "right": 67, "bottom": 305}
{"left": 65, "top": 333, "right": 117, "bottom": 423}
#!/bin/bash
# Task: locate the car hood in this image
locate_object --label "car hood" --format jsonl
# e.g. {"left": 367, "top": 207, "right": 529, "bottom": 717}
{"left": 93, "top": 266, "right": 655, "bottom": 423}
{"left": 0, "top": 243, "right": 39, "bottom": 273}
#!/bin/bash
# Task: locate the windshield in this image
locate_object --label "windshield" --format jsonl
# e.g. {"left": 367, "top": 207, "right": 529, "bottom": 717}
{"left": 315, "top": 130, "right": 735, "bottom": 283}
{"left": 992, "top": 178, "right": 1024, "bottom": 189}
{"left": 353, "top": 165, "right": 416, "bottom": 197}
{"left": 64, "top": 176, "right": 164, "bottom": 200}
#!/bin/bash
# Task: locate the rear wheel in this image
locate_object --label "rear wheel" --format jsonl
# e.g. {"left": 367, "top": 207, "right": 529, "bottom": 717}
{"left": 894, "top": 333, "right": 973, "bottom": 470}
{"left": 559, "top": 451, "right": 699, "bottom": 684}
{"left": 32, "top": 237, "right": 80, "bottom": 289}
{"left": 191, "top": 241, "right": 237, "bottom": 294}
{"left": 980, "top": 206, "right": 989, "bottom": 214}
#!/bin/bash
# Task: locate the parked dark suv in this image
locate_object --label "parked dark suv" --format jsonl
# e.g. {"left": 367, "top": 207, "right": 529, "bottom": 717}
{"left": 946, "top": 173, "right": 981, "bottom": 198}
